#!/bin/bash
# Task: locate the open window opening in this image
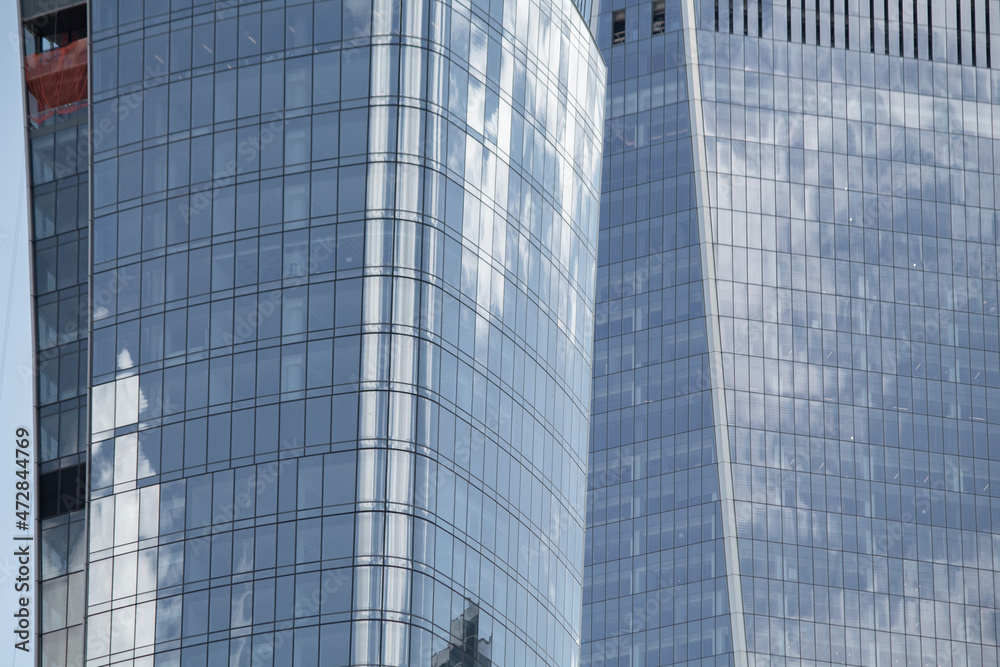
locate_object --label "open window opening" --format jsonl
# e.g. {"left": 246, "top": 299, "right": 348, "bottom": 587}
{"left": 612, "top": 9, "right": 627, "bottom": 44}
{"left": 24, "top": 4, "right": 88, "bottom": 124}
{"left": 38, "top": 463, "right": 87, "bottom": 519}
{"left": 652, "top": 1, "right": 666, "bottom": 34}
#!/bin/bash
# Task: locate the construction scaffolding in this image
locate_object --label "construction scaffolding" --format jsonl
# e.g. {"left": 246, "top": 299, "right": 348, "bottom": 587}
{"left": 25, "top": 38, "right": 87, "bottom": 122}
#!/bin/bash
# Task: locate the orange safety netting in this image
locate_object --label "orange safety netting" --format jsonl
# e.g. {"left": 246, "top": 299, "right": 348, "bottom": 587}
{"left": 25, "top": 38, "right": 88, "bottom": 121}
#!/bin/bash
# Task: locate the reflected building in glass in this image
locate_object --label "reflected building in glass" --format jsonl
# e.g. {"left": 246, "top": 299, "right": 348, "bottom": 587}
{"left": 586, "top": 0, "right": 1000, "bottom": 665}
{"left": 19, "top": 0, "right": 605, "bottom": 665}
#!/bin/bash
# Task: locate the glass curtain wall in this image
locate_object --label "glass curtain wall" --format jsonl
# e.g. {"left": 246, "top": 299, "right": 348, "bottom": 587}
{"left": 584, "top": 1, "right": 738, "bottom": 665}
{"left": 84, "top": 0, "right": 604, "bottom": 666}
{"left": 693, "top": 0, "right": 1000, "bottom": 663}
{"left": 585, "top": 0, "right": 1000, "bottom": 665}
{"left": 20, "top": 2, "right": 92, "bottom": 665}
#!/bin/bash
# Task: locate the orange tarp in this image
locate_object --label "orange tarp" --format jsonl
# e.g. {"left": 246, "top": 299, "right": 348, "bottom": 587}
{"left": 25, "top": 38, "right": 88, "bottom": 120}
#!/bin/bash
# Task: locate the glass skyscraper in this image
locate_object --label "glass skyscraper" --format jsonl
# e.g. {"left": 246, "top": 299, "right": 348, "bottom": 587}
{"left": 586, "top": 0, "right": 1000, "bottom": 666}
{"left": 19, "top": 0, "right": 604, "bottom": 665}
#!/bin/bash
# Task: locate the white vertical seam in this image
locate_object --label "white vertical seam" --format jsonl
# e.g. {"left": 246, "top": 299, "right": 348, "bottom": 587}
{"left": 678, "top": 2, "right": 750, "bottom": 663}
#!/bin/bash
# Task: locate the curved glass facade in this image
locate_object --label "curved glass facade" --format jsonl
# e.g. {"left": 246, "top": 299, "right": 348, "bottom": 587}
{"left": 83, "top": 0, "right": 603, "bottom": 665}
{"left": 586, "top": 0, "right": 1000, "bottom": 665}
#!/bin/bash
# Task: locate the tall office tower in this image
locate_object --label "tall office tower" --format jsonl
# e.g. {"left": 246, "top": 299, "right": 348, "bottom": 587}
{"left": 586, "top": 1, "right": 1000, "bottom": 666}
{"left": 22, "top": 1, "right": 92, "bottom": 665}
{"left": 19, "top": 0, "right": 605, "bottom": 666}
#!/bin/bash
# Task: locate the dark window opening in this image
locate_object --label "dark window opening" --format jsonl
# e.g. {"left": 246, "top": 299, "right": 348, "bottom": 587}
{"left": 883, "top": 0, "right": 890, "bottom": 54}
{"left": 39, "top": 463, "right": 87, "bottom": 519}
{"left": 24, "top": 4, "right": 86, "bottom": 55}
{"left": 845, "top": 0, "right": 850, "bottom": 47}
{"left": 612, "top": 9, "right": 626, "bottom": 44}
{"left": 986, "top": 0, "right": 991, "bottom": 66}
{"left": 831, "top": 0, "right": 836, "bottom": 45}
{"left": 971, "top": 0, "right": 977, "bottom": 65}
{"left": 653, "top": 1, "right": 666, "bottom": 34}
{"left": 927, "top": 0, "right": 933, "bottom": 59}
{"left": 801, "top": 0, "right": 806, "bottom": 42}
{"left": 956, "top": 0, "right": 962, "bottom": 63}
{"left": 815, "top": 0, "right": 820, "bottom": 44}
{"left": 870, "top": 0, "right": 876, "bottom": 51}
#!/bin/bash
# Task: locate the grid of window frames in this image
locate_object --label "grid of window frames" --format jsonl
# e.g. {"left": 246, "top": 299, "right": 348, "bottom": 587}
{"left": 85, "top": 0, "right": 604, "bottom": 666}
{"left": 692, "top": 1, "right": 1000, "bottom": 665}
{"left": 33, "top": 113, "right": 91, "bottom": 667}
{"left": 583, "top": 1, "right": 738, "bottom": 665}
{"left": 588, "top": 0, "right": 1000, "bottom": 666}
{"left": 22, "top": 2, "right": 92, "bottom": 663}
